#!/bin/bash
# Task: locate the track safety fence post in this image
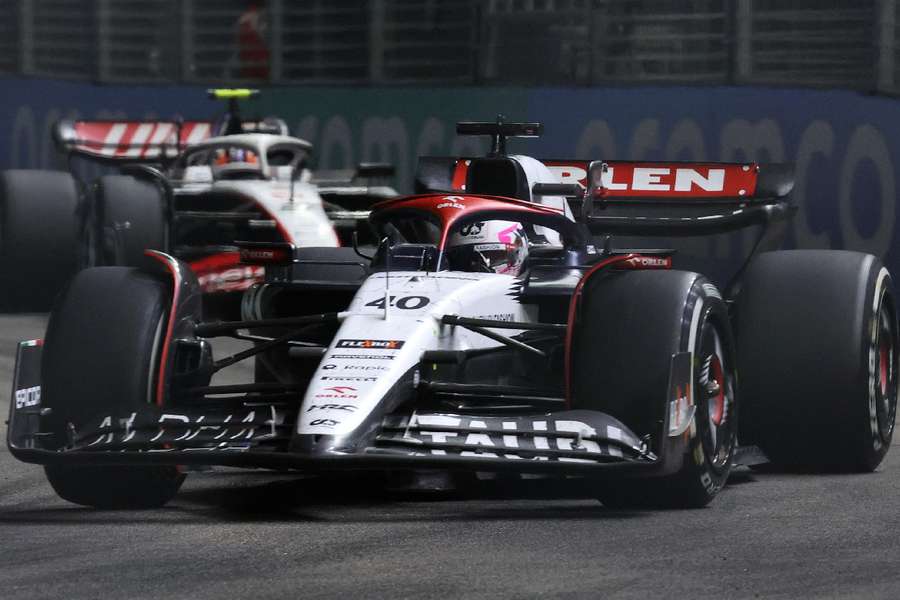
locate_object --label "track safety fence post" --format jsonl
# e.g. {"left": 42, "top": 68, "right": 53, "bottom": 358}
{"left": 876, "top": 0, "right": 895, "bottom": 92}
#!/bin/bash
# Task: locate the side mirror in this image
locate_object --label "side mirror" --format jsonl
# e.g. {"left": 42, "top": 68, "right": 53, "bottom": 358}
{"left": 352, "top": 231, "right": 373, "bottom": 261}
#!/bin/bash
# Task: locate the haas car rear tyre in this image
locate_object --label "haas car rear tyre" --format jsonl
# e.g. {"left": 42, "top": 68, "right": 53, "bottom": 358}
{"left": 0, "top": 170, "right": 79, "bottom": 311}
{"left": 89, "top": 175, "right": 166, "bottom": 267}
{"left": 41, "top": 267, "right": 185, "bottom": 508}
{"left": 736, "top": 250, "right": 898, "bottom": 472}
{"left": 571, "top": 270, "right": 737, "bottom": 509}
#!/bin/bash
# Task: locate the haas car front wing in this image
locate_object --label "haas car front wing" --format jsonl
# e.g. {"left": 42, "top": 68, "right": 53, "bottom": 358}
{"left": 8, "top": 339, "right": 675, "bottom": 476}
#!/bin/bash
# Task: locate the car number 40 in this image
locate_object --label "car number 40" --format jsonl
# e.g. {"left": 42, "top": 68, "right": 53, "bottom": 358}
{"left": 365, "top": 295, "right": 430, "bottom": 310}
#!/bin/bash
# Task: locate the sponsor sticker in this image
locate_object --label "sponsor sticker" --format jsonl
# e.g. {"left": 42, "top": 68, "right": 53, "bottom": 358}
{"left": 622, "top": 255, "right": 672, "bottom": 269}
{"left": 386, "top": 415, "right": 626, "bottom": 456}
{"left": 81, "top": 409, "right": 280, "bottom": 448}
{"left": 329, "top": 354, "right": 395, "bottom": 361}
{"left": 324, "top": 386, "right": 355, "bottom": 394}
{"left": 307, "top": 404, "right": 356, "bottom": 412}
{"left": 474, "top": 313, "right": 515, "bottom": 322}
{"left": 437, "top": 195, "right": 466, "bottom": 210}
{"left": 336, "top": 339, "right": 404, "bottom": 350}
{"left": 197, "top": 267, "right": 265, "bottom": 293}
{"left": 473, "top": 243, "right": 506, "bottom": 252}
{"left": 14, "top": 385, "right": 40, "bottom": 410}
{"left": 314, "top": 385, "right": 359, "bottom": 399}
{"left": 459, "top": 222, "right": 485, "bottom": 236}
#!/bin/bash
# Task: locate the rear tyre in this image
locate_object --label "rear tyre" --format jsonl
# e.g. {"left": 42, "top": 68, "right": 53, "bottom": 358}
{"left": 735, "top": 250, "right": 897, "bottom": 472}
{"left": 571, "top": 270, "right": 737, "bottom": 509}
{"left": 41, "top": 267, "right": 185, "bottom": 508}
{"left": 0, "top": 170, "right": 79, "bottom": 311}
{"left": 90, "top": 175, "right": 166, "bottom": 267}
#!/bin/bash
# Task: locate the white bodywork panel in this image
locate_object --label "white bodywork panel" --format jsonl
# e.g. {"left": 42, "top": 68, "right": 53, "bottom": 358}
{"left": 214, "top": 180, "right": 339, "bottom": 247}
{"left": 511, "top": 155, "right": 575, "bottom": 221}
{"left": 299, "top": 270, "right": 536, "bottom": 436}
{"left": 175, "top": 179, "right": 339, "bottom": 248}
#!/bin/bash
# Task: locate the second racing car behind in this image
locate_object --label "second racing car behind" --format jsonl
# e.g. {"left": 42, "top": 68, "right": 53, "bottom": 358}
{"left": 0, "top": 89, "right": 394, "bottom": 311}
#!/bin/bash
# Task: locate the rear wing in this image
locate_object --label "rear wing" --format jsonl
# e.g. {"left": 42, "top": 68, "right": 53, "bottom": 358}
{"left": 559, "top": 160, "right": 795, "bottom": 236}
{"left": 53, "top": 117, "right": 289, "bottom": 164}
{"left": 414, "top": 156, "right": 795, "bottom": 236}
{"left": 54, "top": 119, "right": 211, "bottom": 162}
{"left": 539, "top": 159, "right": 793, "bottom": 201}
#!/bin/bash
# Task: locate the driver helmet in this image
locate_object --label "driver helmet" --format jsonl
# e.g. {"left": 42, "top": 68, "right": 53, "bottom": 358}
{"left": 214, "top": 147, "right": 258, "bottom": 165}
{"left": 446, "top": 220, "right": 528, "bottom": 274}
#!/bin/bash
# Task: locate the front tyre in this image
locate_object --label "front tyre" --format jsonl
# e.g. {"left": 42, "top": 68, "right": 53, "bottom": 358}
{"left": 45, "top": 465, "right": 185, "bottom": 510}
{"left": 571, "top": 270, "right": 737, "bottom": 509}
{"left": 41, "top": 267, "right": 185, "bottom": 508}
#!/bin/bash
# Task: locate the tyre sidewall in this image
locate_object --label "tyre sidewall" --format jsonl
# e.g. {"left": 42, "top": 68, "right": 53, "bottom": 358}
{"left": 573, "top": 270, "right": 737, "bottom": 508}
{"left": 40, "top": 266, "right": 185, "bottom": 508}
{"left": 95, "top": 175, "right": 166, "bottom": 267}
{"left": 0, "top": 170, "right": 80, "bottom": 310}
{"left": 857, "top": 263, "right": 896, "bottom": 469}
{"left": 42, "top": 267, "right": 168, "bottom": 447}
{"left": 672, "top": 282, "right": 737, "bottom": 504}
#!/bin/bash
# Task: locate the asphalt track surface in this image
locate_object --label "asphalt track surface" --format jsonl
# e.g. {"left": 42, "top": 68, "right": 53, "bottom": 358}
{"left": 2, "top": 315, "right": 900, "bottom": 599}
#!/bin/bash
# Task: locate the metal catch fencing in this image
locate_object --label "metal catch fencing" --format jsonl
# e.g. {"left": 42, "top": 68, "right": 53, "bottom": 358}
{"left": 3, "top": 0, "right": 900, "bottom": 92}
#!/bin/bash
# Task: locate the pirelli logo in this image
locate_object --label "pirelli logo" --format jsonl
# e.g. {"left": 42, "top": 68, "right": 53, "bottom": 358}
{"left": 336, "top": 339, "right": 404, "bottom": 350}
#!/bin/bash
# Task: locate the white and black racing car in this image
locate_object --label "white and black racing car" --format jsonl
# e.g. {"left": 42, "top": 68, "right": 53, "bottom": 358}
{"left": 0, "top": 89, "right": 394, "bottom": 311}
{"left": 7, "top": 120, "right": 897, "bottom": 509}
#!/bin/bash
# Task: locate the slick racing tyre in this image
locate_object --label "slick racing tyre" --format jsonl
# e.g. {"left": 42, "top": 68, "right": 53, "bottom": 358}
{"left": 41, "top": 267, "right": 185, "bottom": 508}
{"left": 90, "top": 175, "right": 166, "bottom": 267}
{"left": 0, "top": 170, "right": 79, "bottom": 311}
{"left": 735, "top": 250, "right": 897, "bottom": 472}
{"left": 571, "top": 270, "right": 737, "bottom": 509}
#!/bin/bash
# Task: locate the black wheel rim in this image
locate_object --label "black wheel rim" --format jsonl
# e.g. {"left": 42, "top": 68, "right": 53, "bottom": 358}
{"left": 874, "top": 295, "right": 897, "bottom": 443}
{"left": 696, "top": 318, "right": 737, "bottom": 472}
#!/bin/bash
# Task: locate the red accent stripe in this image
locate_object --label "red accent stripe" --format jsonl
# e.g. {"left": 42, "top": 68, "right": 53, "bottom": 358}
{"left": 563, "top": 254, "right": 636, "bottom": 407}
{"left": 710, "top": 355, "right": 726, "bottom": 425}
{"left": 144, "top": 250, "right": 181, "bottom": 407}
{"left": 451, "top": 160, "right": 469, "bottom": 191}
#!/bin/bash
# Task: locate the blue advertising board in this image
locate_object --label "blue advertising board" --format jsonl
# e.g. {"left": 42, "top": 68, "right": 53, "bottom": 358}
{"left": 3, "top": 76, "right": 900, "bottom": 275}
